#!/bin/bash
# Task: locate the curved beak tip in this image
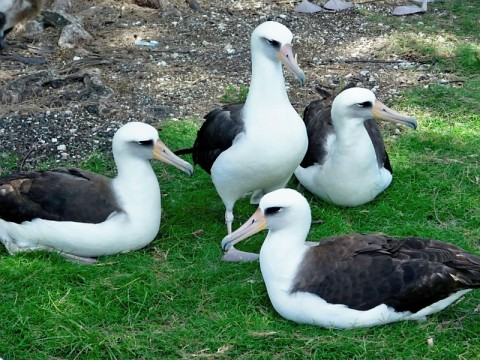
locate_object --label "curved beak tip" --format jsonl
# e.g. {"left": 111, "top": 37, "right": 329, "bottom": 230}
{"left": 298, "top": 72, "right": 306, "bottom": 87}
{"left": 279, "top": 44, "right": 306, "bottom": 87}
{"left": 221, "top": 236, "right": 231, "bottom": 251}
{"left": 185, "top": 165, "right": 195, "bottom": 176}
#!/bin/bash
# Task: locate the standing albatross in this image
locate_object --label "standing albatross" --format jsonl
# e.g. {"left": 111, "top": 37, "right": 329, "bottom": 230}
{"left": 0, "top": 122, "right": 194, "bottom": 263}
{"left": 177, "top": 21, "right": 308, "bottom": 261}
{"left": 295, "top": 87, "right": 417, "bottom": 207}
{"left": 222, "top": 189, "right": 480, "bottom": 329}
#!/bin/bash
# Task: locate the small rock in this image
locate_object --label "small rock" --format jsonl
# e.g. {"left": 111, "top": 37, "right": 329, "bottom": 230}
{"left": 24, "top": 20, "right": 44, "bottom": 36}
{"left": 57, "top": 144, "right": 66, "bottom": 151}
{"left": 224, "top": 44, "right": 235, "bottom": 54}
{"left": 58, "top": 23, "right": 93, "bottom": 49}
{"left": 398, "top": 61, "right": 415, "bottom": 70}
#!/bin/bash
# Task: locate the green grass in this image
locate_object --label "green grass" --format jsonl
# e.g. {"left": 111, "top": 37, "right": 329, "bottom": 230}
{"left": 1, "top": 109, "right": 479, "bottom": 358}
{"left": 1, "top": 2, "right": 480, "bottom": 358}
{"left": 220, "top": 84, "right": 249, "bottom": 104}
{"left": 0, "top": 152, "right": 19, "bottom": 174}
{"left": 369, "top": 0, "right": 480, "bottom": 74}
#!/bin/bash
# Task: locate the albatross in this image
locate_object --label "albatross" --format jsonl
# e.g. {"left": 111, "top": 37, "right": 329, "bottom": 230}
{"left": 176, "top": 21, "right": 308, "bottom": 261}
{"left": 222, "top": 189, "right": 480, "bottom": 329}
{"left": 294, "top": 87, "right": 417, "bottom": 207}
{"left": 0, "top": 122, "right": 194, "bottom": 263}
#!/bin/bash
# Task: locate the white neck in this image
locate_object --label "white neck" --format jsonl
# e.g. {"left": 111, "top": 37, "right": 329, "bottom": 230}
{"left": 113, "top": 156, "right": 161, "bottom": 220}
{"left": 335, "top": 119, "right": 370, "bottom": 147}
{"left": 245, "top": 56, "right": 290, "bottom": 110}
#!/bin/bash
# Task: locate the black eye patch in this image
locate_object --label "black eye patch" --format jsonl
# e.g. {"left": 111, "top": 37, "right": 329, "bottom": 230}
{"left": 266, "top": 38, "right": 281, "bottom": 48}
{"left": 265, "top": 206, "right": 282, "bottom": 215}
{"left": 357, "top": 101, "right": 372, "bottom": 108}
{"left": 138, "top": 140, "right": 154, "bottom": 146}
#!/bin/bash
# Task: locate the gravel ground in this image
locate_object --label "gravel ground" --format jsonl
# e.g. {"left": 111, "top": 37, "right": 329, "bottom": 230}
{"left": 0, "top": 0, "right": 451, "bottom": 170}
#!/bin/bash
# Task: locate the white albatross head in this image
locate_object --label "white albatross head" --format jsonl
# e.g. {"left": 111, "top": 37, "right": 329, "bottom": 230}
{"left": 112, "top": 122, "right": 194, "bottom": 176}
{"left": 331, "top": 87, "right": 417, "bottom": 129}
{"left": 221, "top": 189, "right": 312, "bottom": 251}
{"left": 250, "top": 21, "right": 306, "bottom": 86}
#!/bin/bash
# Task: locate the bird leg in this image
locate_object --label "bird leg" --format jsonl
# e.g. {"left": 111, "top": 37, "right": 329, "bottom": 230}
{"left": 250, "top": 189, "right": 264, "bottom": 205}
{"left": 225, "top": 210, "right": 234, "bottom": 235}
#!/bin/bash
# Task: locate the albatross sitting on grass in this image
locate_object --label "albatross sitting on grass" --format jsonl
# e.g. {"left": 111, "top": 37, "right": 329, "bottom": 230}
{"left": 294, "top": 87, "right": 417, "bottom": 207}
{"left": 176, "top": 21, "right": 308, "bottom": 262}
{"left": 0, "top": 122, "right": 194, "bottom": 263}
{"left": 222, "top": 189, "right": 480, "bottom": 329}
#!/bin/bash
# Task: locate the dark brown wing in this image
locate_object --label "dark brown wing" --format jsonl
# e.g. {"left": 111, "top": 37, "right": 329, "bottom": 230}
{"left": 364, "top": 119, "right": 392, "bottom": 173}
{"left": 292, "top": 234, "right": 480, "bottom": 313}
{"left": 191, "top": 103, "right": 245, "bottom": 174}
{"left": 0, "top": 168, "right": 121, "bottom": 224}
{"left": 300, "top": 100, "right": 334, "bottom": 167}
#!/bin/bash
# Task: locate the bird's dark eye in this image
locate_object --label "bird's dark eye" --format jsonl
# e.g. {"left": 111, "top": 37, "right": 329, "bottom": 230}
{"left": 266, "top": 39, "right": 280, "bottom": 48}
{"left": 265, "top": 206, "right": 282, "bottom": 215}
{"left": 357, "top": 101, "right": 372, "bottom": 108}
{"left": 138, "top": 140, "right": 154, "bottom": 146}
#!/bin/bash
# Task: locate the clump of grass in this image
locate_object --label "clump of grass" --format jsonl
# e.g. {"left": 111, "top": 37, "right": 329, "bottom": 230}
{"left": 0, "top": 152, "right": 19, "bottom": 174}
{"left": 220, "top": 84, "right": 249, "bottom": 104}
{"left": 454, "top": 43, "right": 480, "bottom": 73}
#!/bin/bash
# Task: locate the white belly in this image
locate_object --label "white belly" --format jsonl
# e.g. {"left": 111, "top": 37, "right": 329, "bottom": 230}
{"left": 212, "top": 111, "right": 308, "bottom": 203}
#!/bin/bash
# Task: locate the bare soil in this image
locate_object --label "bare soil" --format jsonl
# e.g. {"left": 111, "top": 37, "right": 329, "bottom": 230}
{"left": 0, "top": 0, "right": 443, "bottom": 170}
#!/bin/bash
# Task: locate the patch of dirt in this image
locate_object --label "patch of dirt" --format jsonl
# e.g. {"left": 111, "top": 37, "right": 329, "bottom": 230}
{"left": 0, "top": 0, "right": 446, "bottom": 170}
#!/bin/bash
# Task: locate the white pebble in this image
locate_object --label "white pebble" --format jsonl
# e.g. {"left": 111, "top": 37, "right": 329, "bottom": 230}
{"left": 224, "top": 44, "right": 235, "bottom": 54}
